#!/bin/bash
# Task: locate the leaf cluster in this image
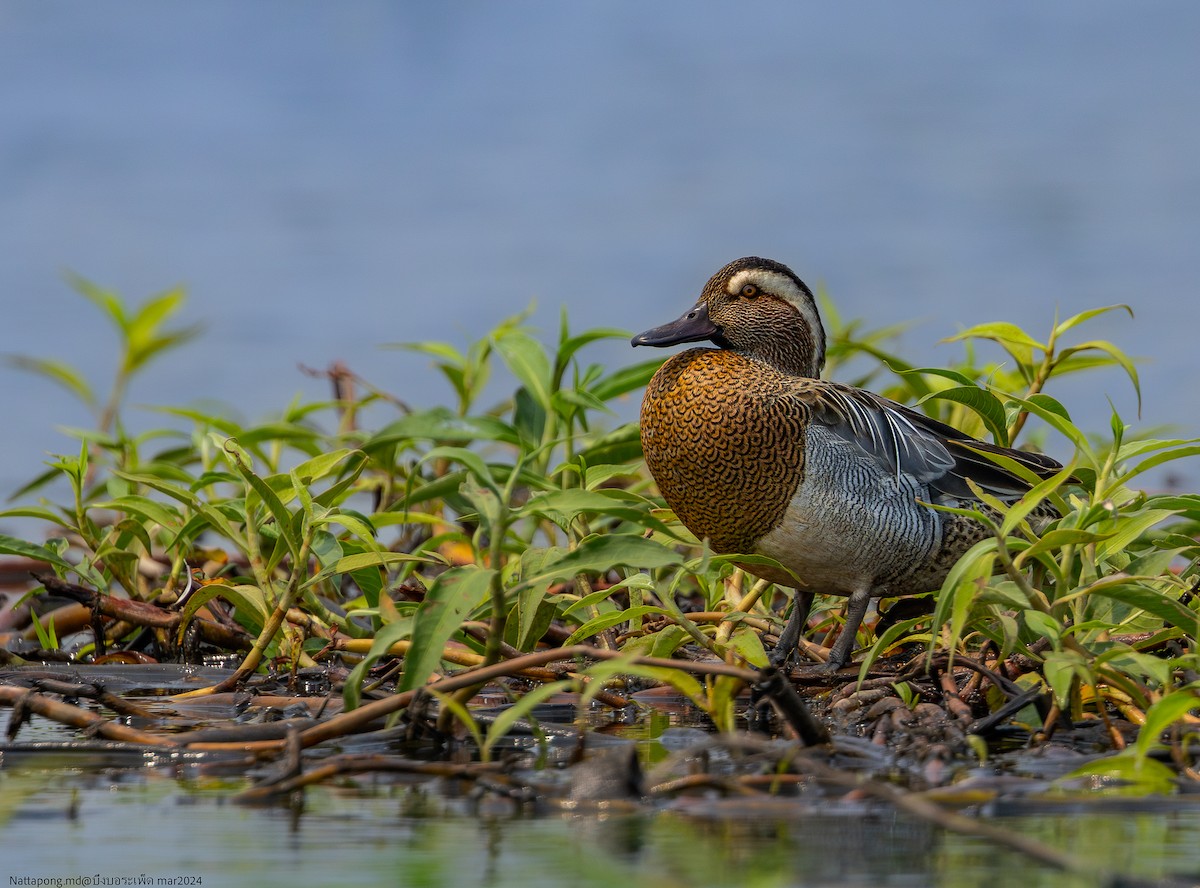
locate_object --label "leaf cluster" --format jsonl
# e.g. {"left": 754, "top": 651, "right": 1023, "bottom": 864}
{"left": 1, "top": 281, "right": 1197, "bottom": 778}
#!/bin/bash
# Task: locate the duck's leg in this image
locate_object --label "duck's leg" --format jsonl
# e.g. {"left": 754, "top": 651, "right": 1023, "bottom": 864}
{"left": 769, "top": 588, "right": 815, "bottom": 669}
{"left": 822, "top": 585, "right": 872, "bottom": 671}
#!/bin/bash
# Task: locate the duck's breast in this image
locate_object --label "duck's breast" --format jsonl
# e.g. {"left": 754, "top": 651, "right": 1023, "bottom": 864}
{"left": 640, "top": 349, "right": 806, "bottom": 555}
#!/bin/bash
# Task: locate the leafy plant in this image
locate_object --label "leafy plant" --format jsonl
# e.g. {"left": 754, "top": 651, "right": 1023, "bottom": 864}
{"left": 847, "top": 308, "right": 1200, "bottom": 743}
{"left": 2, "top": 278, "right": 1198, "bottom": 779}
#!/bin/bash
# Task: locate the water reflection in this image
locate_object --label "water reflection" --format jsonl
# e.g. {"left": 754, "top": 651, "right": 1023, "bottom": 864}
{"left": 4, "top": 773, "right": 1200, "bottom": 887}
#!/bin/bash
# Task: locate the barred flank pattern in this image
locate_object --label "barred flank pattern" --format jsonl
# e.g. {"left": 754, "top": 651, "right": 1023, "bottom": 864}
{"left": 640, "top": 348, "right": 806, "bottom": 554}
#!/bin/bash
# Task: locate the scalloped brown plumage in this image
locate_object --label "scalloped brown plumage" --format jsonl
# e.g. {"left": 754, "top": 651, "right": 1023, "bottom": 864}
{"left": 633, "top": 257, "right": 1066, "bottom": 671}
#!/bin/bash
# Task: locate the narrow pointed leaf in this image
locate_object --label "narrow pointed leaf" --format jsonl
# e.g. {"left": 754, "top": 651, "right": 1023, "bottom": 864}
{"left": 399, "top": 566, "right": 495, "bottom": 692}
{"left": 1, "top": 356, "right": 95, "bottom": 407}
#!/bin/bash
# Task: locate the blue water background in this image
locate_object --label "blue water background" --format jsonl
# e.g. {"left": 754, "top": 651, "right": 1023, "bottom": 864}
{"left": 2, "top": 2, "right": 1199, "bottom": 505}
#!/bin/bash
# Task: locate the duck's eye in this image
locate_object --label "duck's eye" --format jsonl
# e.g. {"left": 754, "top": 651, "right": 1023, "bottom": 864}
{"left": 740, "top": 284, "right": 759, "bottom": 298}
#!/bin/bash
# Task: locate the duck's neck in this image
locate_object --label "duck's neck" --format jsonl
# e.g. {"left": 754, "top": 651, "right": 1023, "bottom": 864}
{"left": 737, "top": 324, "right": 825, "bottom": 379}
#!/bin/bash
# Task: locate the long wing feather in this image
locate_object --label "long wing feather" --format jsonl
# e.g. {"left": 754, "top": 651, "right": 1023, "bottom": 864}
{"left": 790, "top": 381, "right": 1065, "bottom": 500}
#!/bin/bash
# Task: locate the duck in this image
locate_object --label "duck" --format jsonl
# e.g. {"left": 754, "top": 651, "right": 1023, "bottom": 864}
{"left": 632, "top": 256, "right": 1065, "bottom": 671}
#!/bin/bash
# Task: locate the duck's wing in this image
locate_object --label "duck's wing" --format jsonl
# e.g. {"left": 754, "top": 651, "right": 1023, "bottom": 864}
{"left": 790, "top": 381, "right": 1064, "bottom": 499}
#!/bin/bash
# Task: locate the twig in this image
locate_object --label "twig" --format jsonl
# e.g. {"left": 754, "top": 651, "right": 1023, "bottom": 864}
{"left": 752, "top": 667, "right": 831, "bottom": 746}
{"left": 0, "top": 685, "right": 177, "bottom": 747}
{"left": 32, "top": 572, "right": 253, "bottom": 653}
{"left": 185, "top": 646, "right": 761, "bottom": 754}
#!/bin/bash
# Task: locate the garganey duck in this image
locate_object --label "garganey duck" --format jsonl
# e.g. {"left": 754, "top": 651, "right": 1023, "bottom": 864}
{"left": 632, "top": 256, "right": 1064, "bottom": 671}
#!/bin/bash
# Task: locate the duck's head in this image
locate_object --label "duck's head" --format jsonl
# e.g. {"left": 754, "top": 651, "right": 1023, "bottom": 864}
{"left": 631, "top": 256, "right": 826, "bottom": 378}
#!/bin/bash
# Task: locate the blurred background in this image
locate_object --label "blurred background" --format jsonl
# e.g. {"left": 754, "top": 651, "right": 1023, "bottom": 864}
{"left": 2, "top": 1, "right": 1199, "bottom": 504}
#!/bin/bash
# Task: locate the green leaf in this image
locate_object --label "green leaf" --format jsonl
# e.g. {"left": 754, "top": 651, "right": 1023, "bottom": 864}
{"left": 1134, "top": 689, "right": 1200, "bottom": 760}
{"left": 366, "top": 409, "right": 519, "bottom": 448}
{"left": 178, "top": 582, "right": 270, "bottom": 639}
{"left": 391, "top": 340, "right": 465, "bottom": 363}
{"left": 123, "top": 286, "right": 203, "bottom": 372}
{"left": 1, "top": 355, "right": 95, "bottom": 407}
{"left": 945, "top": 321, "right": 1047, "bottom": 351}
{"left": 67, "top": 273, "right": 127, "bottom": 329}
{"left": 1086, "top": 581, "right": 1198, "bottom": 637}
{"left": 301, "top": 529, "right": 342, "bottom": 584}
{"left": 312, "top": 510, "right": 381, "bottom": 549}
{"left": 896, "top": 366, "right": 980, "bottom": 389}
{"left": 510, "top": 580, "right": 557, "bottom": 651}
{"left": 724, "top": 623, "right": 768, "bottom": 668}
{"left": 1119, "top": 439, "right": 1200, "bottom": 463}
{"left": 92, "top": 495, "right": 182, "bottom": 530}
{"left": 1094, "top": 509, "right": 1179, "bottom": 561}
{"left": 1004, "top": 393, "right": 1095, "bottom": 464}
{"left": 589, "top": 358, "right": 666, "bottom": 402}
{"left": 577, "top": 423, "right": 644, "bottom": 465}
{"left": 305, "top": 551, "right": 432, "bottom": 588}
{"left": 561, "top": 573, "right": 654, "bottom": 617}
{"left": 292, "top": 448, "right": 366, "bottom": 485}
{"left": 1053, "top": 304, "right": 1133, "bottom": 338}
{"left": 1093, "top": 649, "right": 1173, "bottom": 689}
{"left": 1014, "top": 527, "right": 1114, "bottom": 568}
{"left": 859, "top": 615, "right": 931, "bottom": 680}
{"left": 28, "top": 606, "right": 58, "bottom": 650}
{"left": 399, "top": 566, "right": 495, "bottom": 692}
{"left": 290, "top": 467, "right": 315, "bottom": 529}
{"left": 931, "top": 536, "right": 998, "bottom": 658}
{"left": 580, "top": 656, "right": 708, "bottom": 710}
{"left": 1023, "top": 392, "right": 1073, "bottom": 422}
{"left": 557, "top": 326, "right": 628, "bottom": 368}
{"left": 224, "top": 443, "right": 299, "bottom": 558}
{"left": 999, "top": 463, "right": 1076, "bottom": 538}
{"left": 521, "top": 488, "right": 665, "bottom": 532}
{"left": 457, "top": 475, "right": 504, "bottom": 535}
{"left": 1023, "top": 610, "right": 1062, "bottom": 643}
{"left": 342, "top": 616, "right": 414, "bottom": 710}
{"left": 1056, "top": 339, "right": 1141, "bottom": 416}
{"left": 5, "top": 466, "right": 68, "bottom": 502}
{"left": 492, "top": 328, "right": 553, "bottom": 410}
{"left": 421, "top": 446, "right": 501, "bottom": 496}
{"left": 562, "top": 605, "right": 672, "bottom": 646}
{"left": 0, "top": 506, "right": 70, "bottom": 528}
{"left": 620, "top": 624, "right": 691, "bottom": 659}
{"left": 125, "top": 324, "right": 205, "bottom": 375}
{"left": 427, "top": 688, "right": 485, "bottom": 753}
{"left": 226, "top": 422, "right": 322, "bottom": 449}
{"left": 0, "top": 533, "right": 80, "bottom": 576}
{"left": 1124, "top": 445, "right": 1200, "bottom": 486}
{"left": 917, "top": 385, "right": 1009, "bottom": 445}
{"left": 524, "top": 534, "right": 682, "bottom": 587}
{"left": 127, "top": 285, "right": 186, "bottom": 338}
{"left": 512, "top": 385, "right": 547, "bottom": 445}
{"left": 1042, "top": 650, "right": 1088, "bottom": 708}
{"left": 551, "top": 386, "right": 610, "bottom": 417}
{"left": 582, "top": 461, "right": 643, "bottom": 489}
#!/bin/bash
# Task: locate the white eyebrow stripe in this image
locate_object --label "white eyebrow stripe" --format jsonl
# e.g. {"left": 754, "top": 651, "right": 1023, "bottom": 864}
{"left": 727, "top": 267, "right": 825, "bottom": 362}
{"left": 727, "top": 268, "right": 810, "bottom": 307}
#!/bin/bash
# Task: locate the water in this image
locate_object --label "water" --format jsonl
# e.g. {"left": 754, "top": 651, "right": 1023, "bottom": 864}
{"left": 4, "top": 696, "right": 1200, "bottom": 888}
{"left": 4, "top": 768, "right": 1200, "bottom": 888}
{"left": 2, "top": 2, "right": 1199, "bottom": 509}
